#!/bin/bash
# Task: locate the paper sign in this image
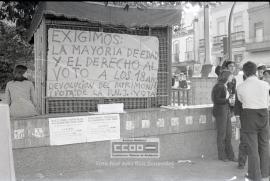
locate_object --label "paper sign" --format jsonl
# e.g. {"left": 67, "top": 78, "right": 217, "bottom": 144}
{"left": 142, "top": 120, "right": 150, "bottom": 128}
{"left": 14, "top": 129, "right": 25, "bottom": 140}
{"left": 126, "top": 121, "right": 135, "bottom": 130}
{"left": 86, "top": 114, "right": 120, "bottom": 142}
{"left": 156, "top": 118, "right": 165, "bottom": 128}
{"left": 193, "top": 64, "right": 202, "bottom": 77}
{"left": 47, "top": 28, "right": 159, "bottom": 98}
{"left": 49, "top": 114, "right": 120, "bottom": 145}
{"left": 49, "top": 116, "right": 86, "bottom": 145}
{"left": 199, "top": 115, "right": 207, "bottom": 124}
{"left": 185, "top": 116, "right": 193, "bottom": 125}
{"left": 98, "top": 103, "right": 124, "bottom": 113}
{"left": 32, "top": 128, "right": 45, "bottom": 138}
{"left": 171, "top": 117, "right": 179, "bottom": 126}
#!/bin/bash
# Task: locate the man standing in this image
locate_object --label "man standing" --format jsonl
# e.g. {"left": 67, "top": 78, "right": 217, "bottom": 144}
{"left": 257, "top": 64, "right": 267, "bottom": 80}
{"left": 263, "top": 70, "right": 270, "bottom": 84}
{"left": 237, "top": 61, "right": 270, "bottom": 181}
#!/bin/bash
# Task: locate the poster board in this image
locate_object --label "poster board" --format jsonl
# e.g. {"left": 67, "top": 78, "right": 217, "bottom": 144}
{"left": 47, "top": 28, "right": 159, "bottom": 98}
{"left": 192, "top": 64, "right": 202, "bottom": 77}
{"left": 49, "top": 114, "right": 120, "bottom": 145}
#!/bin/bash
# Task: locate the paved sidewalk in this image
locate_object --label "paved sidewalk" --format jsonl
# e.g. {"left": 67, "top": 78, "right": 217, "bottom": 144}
{"left": 17, "top": 156, "right": 247, "bottom": 181}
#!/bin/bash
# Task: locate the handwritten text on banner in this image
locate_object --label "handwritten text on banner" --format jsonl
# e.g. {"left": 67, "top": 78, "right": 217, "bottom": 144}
{"left": 47, "top": 28, "right": 159, "bottom": 97}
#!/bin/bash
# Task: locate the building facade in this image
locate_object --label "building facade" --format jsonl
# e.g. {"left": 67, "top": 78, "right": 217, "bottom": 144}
{"left": 172, "top": 2, "right": 270, "bottom": 75}
{"left": 246, "top": 2, "right": 270, "bottom": 65}
{"left": 172, "top": 10, "right": 196, "bottom": 75}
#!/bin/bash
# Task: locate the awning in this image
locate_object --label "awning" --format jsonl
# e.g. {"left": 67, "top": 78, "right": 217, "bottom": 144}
{"left": 27, "top": 1, "right": 182, "bottom": 43}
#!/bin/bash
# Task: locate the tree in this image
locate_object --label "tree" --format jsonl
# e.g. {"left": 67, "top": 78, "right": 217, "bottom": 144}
{"left": 0, "top": 1, "right": 221, "bottom": 37}
{"left": 0, "top": 1, "right": 38, "bottom": 38}
{"left": 0, "top": 21, "right": 34, "bottom": 90}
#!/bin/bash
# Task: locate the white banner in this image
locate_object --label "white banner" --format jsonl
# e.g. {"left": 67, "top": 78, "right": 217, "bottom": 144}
{"left": 47, "top": 28, "right": 159, "bottom": 97}
{"left": 49, "top": 114, "right": 120, "bottom": 145}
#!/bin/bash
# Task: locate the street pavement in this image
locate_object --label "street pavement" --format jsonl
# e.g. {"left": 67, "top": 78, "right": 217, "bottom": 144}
{"left": 17, "top": 156, "right": 247, "bottom": 181}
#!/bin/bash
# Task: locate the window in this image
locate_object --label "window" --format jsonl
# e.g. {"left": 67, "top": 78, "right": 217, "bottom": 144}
{"left": 173, "top": 41, "right": 180, "bottom": 62}
{"left": 233, "top": 16, "right": 243, "bottom": 32}
{"left": 217, "top": 17, "right": 226, "bottom": 35}
{"left": 186, "top": 37, "right": 193, "bottom": 52}
{"left": 255, "top": 22, "right": 264, "bottom": 42}
{"left": 186, "top": 37, "right": 194, "bottom": 61}
{"left": 234, "top": 54, "right": 243, "bottom": 63}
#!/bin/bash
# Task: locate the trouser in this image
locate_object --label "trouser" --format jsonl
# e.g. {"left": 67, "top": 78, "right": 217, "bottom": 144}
{"left": 241, "top": 109, "right": 269, "bottom": 181}
{"left": 215, "top": 105, "right": 235, "bottom": 160}
{"left": 238, "top": 114, "right": 248, "bottom": 167}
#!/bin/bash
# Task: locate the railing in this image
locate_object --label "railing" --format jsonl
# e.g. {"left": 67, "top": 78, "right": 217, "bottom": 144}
{"left": 246, "top": 35, "right": 270, "bottom": 52}
{"left": 231, "top": 31, "right": 245, "bottom": 41}
{"left": 185, "top": 51, "right": 194, "bottom": 61}
{"left": 212, "top": 35, "right": 227, "bottom": 45}
{"left": 246, "top": 35, "right": 270, "bottom": 43}
{"left": 171, "top": 88, "right": 191, "bottom": 106}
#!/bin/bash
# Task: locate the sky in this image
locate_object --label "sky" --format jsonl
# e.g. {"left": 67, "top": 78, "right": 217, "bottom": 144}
{"left": 182, "top": 3, "right": 201, "bottom": 26}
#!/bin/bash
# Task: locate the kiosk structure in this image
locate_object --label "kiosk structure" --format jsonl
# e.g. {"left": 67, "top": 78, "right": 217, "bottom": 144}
{"left": 11, "top": 2, "right": 234, "bottom": 179}
{"left": 27, "top": 1, "right": 181, "bottom": 114}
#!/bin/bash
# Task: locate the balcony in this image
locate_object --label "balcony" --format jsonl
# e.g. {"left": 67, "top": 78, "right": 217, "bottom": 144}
{"left": 246, "top": 35, "right": 270, "bottom": 52}
{"left": 231, "top": 31, "right": 245, "bottom": 47}
{"left": 213, "top": 35, "right": 227, "bottom": 45}
{"left": 212, "top": 35, "right": 226, "bottom": 52}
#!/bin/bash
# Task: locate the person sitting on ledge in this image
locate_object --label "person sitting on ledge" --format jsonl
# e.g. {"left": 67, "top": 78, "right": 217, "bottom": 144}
{"left": 5, "top": 65, "right": 38, "bottom": 118}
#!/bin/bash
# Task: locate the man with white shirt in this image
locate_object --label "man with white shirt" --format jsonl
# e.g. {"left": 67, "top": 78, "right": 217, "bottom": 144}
{"left": 236, "top": 61, "right": 270, "bottom": 181}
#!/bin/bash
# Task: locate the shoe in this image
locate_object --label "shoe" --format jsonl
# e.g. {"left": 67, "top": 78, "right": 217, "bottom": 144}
{"left": 238, "top": 165, "right": 244, "bottom": 169}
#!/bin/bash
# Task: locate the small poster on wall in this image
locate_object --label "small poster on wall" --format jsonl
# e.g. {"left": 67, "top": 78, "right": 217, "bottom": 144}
{"left": 49, "top": 114, "right": 120, "bottom": 145}
{"left": 47, "top": 28, "right": 159, "bottom": 98}
{"left": 193, "top": 64, "right": 202, "bottom": 77}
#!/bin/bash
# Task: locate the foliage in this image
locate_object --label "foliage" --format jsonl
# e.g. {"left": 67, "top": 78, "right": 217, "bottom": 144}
{"left": 0, "top": 21, "right": 34, "bottom": 90}
{"left": 0, "top": 1, "right": 221, "bottom": 35}
{"left": 0, "top": 1, "right": 39, "bottom": 38}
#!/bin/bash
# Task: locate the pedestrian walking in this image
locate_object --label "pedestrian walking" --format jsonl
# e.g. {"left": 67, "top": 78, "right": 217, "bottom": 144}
{"left": 211, "top": 70, "right": 236, "bottom": 162}
{"left": 236, "top": 61, "right": 270, "bottom": 181}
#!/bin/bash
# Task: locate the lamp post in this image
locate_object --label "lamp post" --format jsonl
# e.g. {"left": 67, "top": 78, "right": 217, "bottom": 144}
{"left": 228, "top": 2, "right": 236, "bottom": 61}
{"left": 204, "top": 2, "right": 211, "bottom": 65}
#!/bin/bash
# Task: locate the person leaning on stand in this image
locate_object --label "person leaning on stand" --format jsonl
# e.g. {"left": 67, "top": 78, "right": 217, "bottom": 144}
{"left": 211, "top": 70, "right": 237, "bottom": 162}
{"left": 5, "top": 65, "right": 38, "bottom": 118}
{"left": 236, "top": 61, "right": 270, "bottom": 181}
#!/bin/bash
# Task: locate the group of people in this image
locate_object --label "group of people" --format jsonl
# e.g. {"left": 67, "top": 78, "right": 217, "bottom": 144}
{"left": 212, "top": 60, "right": 270, "bottom": 181}
{"left": 172, "top": 73, "right": 188, "bottom": 89}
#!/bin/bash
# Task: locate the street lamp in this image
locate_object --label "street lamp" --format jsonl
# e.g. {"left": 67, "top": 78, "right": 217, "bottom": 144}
{"left": 227, "top": 2, "right": 236, "bottom": 61}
